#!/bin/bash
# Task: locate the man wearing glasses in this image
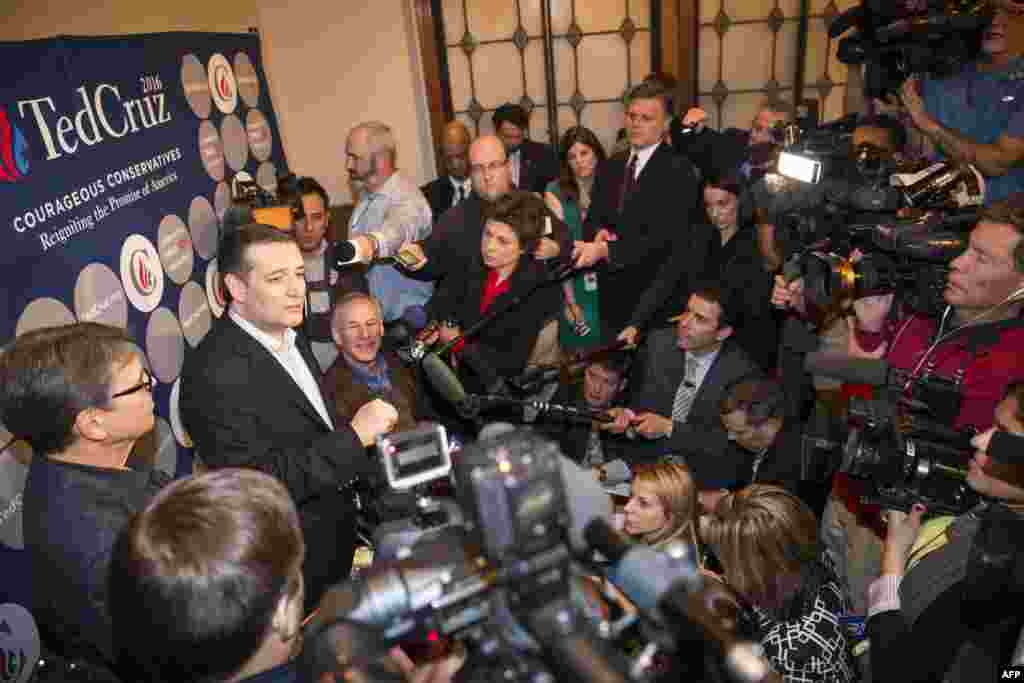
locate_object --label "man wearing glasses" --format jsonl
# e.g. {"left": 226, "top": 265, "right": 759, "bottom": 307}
{"left": 0, "top": 322, "right": 167, "bottom": 673}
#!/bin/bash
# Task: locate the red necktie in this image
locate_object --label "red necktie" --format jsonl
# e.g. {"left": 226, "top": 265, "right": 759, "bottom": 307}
{"left": 619, "top": 153, "right": 637, "bottom": 212}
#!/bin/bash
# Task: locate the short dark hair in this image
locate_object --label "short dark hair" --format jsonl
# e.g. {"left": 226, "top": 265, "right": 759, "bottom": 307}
{"left": 218, "top": 222, "right": 297, "bottom": 303}
{"left": 691, "top": 285, "right": 737, "bottom": 329}
{"left": 857, "top": 113, "right": 908, "bottom": 151}
{"left": 482, "top": 190, "right": 548, "bottom": 254}
{"left": 628, "top": 78, "right": 674, "bottom": 117}
{"left": 493, "top": 103, "right": 530, "bottom": 132}
{"left": 278, "top": 174, "right": 330, "bottom": 209}
{"left": 588, "top": 349, "right": 632, "bottom": 379}
{"left": 0, "top": 323, "right": 136, "bottom": 455}
{"left": 980, "top": 198, "right": 1024, "bottom": 274}
{"left": 719, "top": 376, "right": 786, "bottom": 424}
{"left": 557, "top": 125, "right": 608, "bottom": 202}
{"left": 109, "top": 468, "right": 304, "bottom": 683}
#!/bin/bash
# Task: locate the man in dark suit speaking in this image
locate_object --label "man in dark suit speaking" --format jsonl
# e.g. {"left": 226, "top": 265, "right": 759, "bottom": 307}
{"left": 572, "top": 79, "right": 705, "bottom": 339}
{"left": 180, "top": 223, "right": 398, "bottom": 610}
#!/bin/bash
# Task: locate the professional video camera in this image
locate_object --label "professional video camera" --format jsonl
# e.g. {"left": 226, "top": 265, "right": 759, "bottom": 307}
{"left": 830, "top": 0, "right": 995, "bottom": 100}
{"left": 222, "top": 170, "right": 305, "bottom": 233}
{"left": 805, "top": 351, "right": 980, "bottom": 515}
{"left": 304, "top": 428, "right": 776, "bottom": 683}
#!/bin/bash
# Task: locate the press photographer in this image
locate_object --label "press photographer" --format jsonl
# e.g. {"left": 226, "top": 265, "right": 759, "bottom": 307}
{"left": 865, "top": 382, "right": 1024, "bottom": 683}
{"left": 831, "top": 1, "right": 1024, "bottom": 203}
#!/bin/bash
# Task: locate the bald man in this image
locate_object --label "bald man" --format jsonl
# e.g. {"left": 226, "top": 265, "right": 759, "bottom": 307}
{"left": 421, "top": 121, "right": 473, "bottom": 220}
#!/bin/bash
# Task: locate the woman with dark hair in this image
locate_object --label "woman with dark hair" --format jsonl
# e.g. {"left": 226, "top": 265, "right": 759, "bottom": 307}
{"left": 544, "top": 126, "right": 607, "bottom": 351}
{"left": 429, "top": 190, "right": 561, "bottom": 390}
{"left": 701, "top": 485, "right": 855, "bottom": 682}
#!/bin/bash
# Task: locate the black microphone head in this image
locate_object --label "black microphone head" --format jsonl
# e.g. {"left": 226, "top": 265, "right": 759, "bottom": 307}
{"left": 583, "top": 517, "right": 632, "bottom": 564}
{"left": 804, "top": 351, "right": 890, "bottom": 386}
{"left": 421, "top": 353, "right": 468, "bottom": 405}
{"left": 330, "top": 240, "right": 359, "bottom": 268}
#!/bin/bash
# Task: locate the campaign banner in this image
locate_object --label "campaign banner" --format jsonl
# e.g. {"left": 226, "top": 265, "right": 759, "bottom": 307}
{"left": 0, "top": 32, "right": 288, "bottom": 618}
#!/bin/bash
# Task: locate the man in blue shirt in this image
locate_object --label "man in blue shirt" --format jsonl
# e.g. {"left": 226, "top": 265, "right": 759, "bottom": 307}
{"left": 903, "top": 7, "right": 1024, "bottom": 204}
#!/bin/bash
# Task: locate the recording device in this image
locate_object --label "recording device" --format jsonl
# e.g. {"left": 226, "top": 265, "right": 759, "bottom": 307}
{"left": 804, "top": 351, "right": 979, "bottom": 514}
{"left": 376, "top": 423, "right": 453, "bottom": 490}
{"left": 224, "top": 170, "right": 305, "bottom": 232}
{"left": 830, "top": 0, "right": 994, "bottom": 100}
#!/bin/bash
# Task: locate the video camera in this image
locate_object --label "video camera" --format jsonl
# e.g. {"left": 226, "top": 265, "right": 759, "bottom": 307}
{"left": 830, "top": 0, "right": 995, "bottom": 100}
{"left": 805, "top": 351, "right": 980, "bottom": 515}
{"left": 222, "top": 170, "right": 305, "bottom": 233}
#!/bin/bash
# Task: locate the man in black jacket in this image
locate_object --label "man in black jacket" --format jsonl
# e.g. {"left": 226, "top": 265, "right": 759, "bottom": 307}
{"left": 493, "top": 102, "right": 559, "bottom": 194}
{"left": 180, "top": 223, "right": 398, "bottom": 610}
{"left": 572, "top": 79, "right": 705, "bottom": 338}
{"left": 420, "top": 121, "right": 473, "bottom": 220}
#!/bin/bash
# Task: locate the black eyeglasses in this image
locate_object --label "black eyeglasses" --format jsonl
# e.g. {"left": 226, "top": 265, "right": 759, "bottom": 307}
{"left": 111, "top": 367, "right": 155, "bottom": 399}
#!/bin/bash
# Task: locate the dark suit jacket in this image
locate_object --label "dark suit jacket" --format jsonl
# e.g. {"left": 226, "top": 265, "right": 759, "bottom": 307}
{"left": 584, "top": 143, "right": 702, "bottom": 335}
{"left": 622, "top": 330, "right": 762, "bottom": 472}
{"left": 180, "top": 315, "right": 370, "bottom": 609}
{"left": 434, "top": 255, "right": 561, "bottom": 384}
{"left": 669, "top": 119, "right": 751, "bottom": 180}
{"left": 420, "top": 176, "right": 464, "bottom": 222}
{"left": 514, "top": 139, "right": 559, "bottom": 194}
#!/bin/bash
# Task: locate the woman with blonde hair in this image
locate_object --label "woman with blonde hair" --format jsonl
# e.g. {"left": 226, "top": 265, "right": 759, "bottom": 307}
{"left": 622, "top": 461, "right": 700, "bottom": 552}
{"left": 701, "top": 484, "right": 854, "bottom": 682}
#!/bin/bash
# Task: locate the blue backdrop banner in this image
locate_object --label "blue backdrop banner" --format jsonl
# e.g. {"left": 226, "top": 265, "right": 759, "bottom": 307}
{"left": 0, "top": 31, "right": 289, "bottom": 620}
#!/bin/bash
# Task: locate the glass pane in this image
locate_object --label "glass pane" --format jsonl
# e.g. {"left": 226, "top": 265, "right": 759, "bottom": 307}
{"left": 521, "top": 0, "right": 545, "bottom": 36}
{"left": 473, "top": 42, "right": 524, "bottom": 109}
{"left": 828, "top": 33, "right": 849, "bottom": 84}
{"left": 699, "top": 0, "right": 720, "bottom": 23}
{"left": 582, "top": 101, "right": 627, "bottom": 160}
{"left": 726, "top": 0, "right": 775, "bottom": 22}
{"left": 529, "top": 107, "right": 551, "bottom": 146}
{"left": 553, "top": 38, "right": 576, "bottom": 105}
{"left": 779, "top": 0, "right": 801, "bottom": 17}
{"left": 775, "top": 21, "right": 800, "bottom": 87}
{"left": 467, "top": 0, "right": 520, "bottom": 42}
{"left": 524, "top": 39, "right": 548, "bottom": 106}
{"left": 556, "top": 105, "right": 580, "bottom": 148}
{"left": 630, "top": 31, "right": 651, "bottom": 86}
{"left": 578, "top": 34, "right": 629, "bottom": 102}
{"left": 803, "top": 17, "right": 830, "bottom": 85}
{"left": 550, "top": 0, "right": 573, "bottom": 34}
{"left": 721, "top": 23, "right": 775, "bottom": 91}
{"left": 631, "top": 0, "right": 650, "bottom": 29}
{"left": 442, "top": 0, "right": 466, "bottom": 45}
{"left": 698, "top": 26, "right": 721, "bottom": 93}
{"left": 576, "top": 0, "right": 626, "bottom": 33}
{"left": 723, "top": 91, "right": 767, "bottom": 131}
{"left": 448, "top": 47, "right": 474, "bottom": 113}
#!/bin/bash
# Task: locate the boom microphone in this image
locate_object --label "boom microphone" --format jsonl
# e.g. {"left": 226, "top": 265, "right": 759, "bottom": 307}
{"left": 421, "top": 352, "right": 468, "bottom": 406}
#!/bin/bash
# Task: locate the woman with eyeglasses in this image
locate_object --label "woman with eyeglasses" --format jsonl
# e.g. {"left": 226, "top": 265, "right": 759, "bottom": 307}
{"left": 0, "top": 322, "right": 167, "bottom": 673}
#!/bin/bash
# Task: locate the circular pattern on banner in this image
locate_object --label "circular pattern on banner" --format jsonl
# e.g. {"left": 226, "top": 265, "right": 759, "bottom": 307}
{"left": 179, "top": 281, "right": 212, "bottom": 347}
{"left": 214, "top": 182, "right": 231, "bottom": 223}
{"left": 74, "top": 263, "right": 127, "bottom": 328}
{"left": 207, "top": 53, "right": 238, "bottom": 115}
{"left": 180, "top": 53, "right": 212, "bottom": 119}
{"left": 189, "top": 196, "right": 219, "bottom": 260}
{"left": 157, "top": 215, "right": 194, "bottom": 285}
{"left": 246, "top": 109, "right": 273, "bottom": 162}
{"left": 170, "top": 378, "right": 193, "bottom": 448}
{"left": 153, "top": 417, "right": 178, "bottom": 478}
{"left": 15, "top": 298, "right": 76, "bottom": 337}
{"left": 0, "top": 603, "right": 40, "bottom": 683}
{"left": 205, "top": 258, "right": 227, "bottom": 318}
{"left": 257, "top": 161, "right": 278, "bottom": 194}
{"left": 120, "top": 234, "right": 165, "bottom": 313}
{"left": 220, "top": 114, "right": 249, "bottom": 172}
{"left": 234, "top": 52, "right": 261, "bottom": 108}
{"left": 0, "top": 430, "right": 31, "bottom": 552}
{"left": 145, "top": 307, "right": 185, "bottom": 384}
{"left": 198, "top": 120, "right": 226, "bottom": 182}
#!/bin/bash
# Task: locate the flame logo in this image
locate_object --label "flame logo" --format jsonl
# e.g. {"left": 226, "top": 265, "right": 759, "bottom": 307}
{"left": 0, "top": 648, "right": 25, "bottom": 682}
{"left": 130, "top": 249, "right": 157, "bottom": 295}
{"left": 0, "top": 108, "right": 29, "bottom": 183}
{"left": 215, "top": 65, "right": 234, "bottom": 100}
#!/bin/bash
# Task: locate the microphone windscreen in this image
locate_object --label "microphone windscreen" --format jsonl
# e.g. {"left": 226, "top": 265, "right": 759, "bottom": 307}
{"left": 331, "top": 241, "right": 359, "bottom": 268}
{"left": 421, "top": 353, "right": 468, "bottom": 406}
{"left": 804, "top": 351, "right": 890, "bottom": 386}
{"left": 558, "top": 456, "right": 613, "bottom": 555}
{"left": 583, "top": 517, "right": 631, "bottom": 564}
{"left": 401, "top": 305, "right": 429, "bottom": 332}
{"left": 601, "top": 459, "right": 631, "bottom": 485}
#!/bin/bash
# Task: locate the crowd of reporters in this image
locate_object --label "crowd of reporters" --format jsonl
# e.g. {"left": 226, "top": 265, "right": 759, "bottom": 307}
{"left": 4, "top": 6, "right": 1024, "bottom": 679}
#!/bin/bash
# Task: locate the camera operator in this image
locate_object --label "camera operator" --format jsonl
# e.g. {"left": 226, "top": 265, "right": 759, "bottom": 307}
{"left": 773, "top": 199, "right": 1024, "bottom": 616}
{"left": 866, "top": 382, "right": 1024, "bottom": 683}
{"left": 900, "top": 7, "right": 1024, "bottom": 205}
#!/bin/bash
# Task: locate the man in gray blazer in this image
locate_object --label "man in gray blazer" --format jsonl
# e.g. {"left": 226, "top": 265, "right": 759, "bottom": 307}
{"left": 603, "top": 287, "right": 762, "bottom": 473}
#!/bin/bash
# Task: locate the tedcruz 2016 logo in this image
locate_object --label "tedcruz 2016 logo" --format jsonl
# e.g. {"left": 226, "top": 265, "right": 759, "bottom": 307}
{"left": 0, "top": 107, "right": 30, "bottom": 183}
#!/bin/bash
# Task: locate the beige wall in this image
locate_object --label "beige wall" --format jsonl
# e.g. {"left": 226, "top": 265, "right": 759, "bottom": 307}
{"left": 0, "top": 0, "right": 435, "bottom": 205}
